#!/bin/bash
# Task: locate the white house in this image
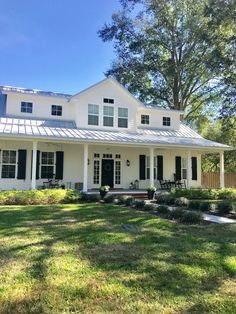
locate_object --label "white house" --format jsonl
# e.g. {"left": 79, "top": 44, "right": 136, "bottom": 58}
{"left": 0, "top": 77, "right": 230, "bottom": 192}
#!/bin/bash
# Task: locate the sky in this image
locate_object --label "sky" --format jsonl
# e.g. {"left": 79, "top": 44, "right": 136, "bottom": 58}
{"left": 0, "top": 0, "right": 121, "bottom": 94}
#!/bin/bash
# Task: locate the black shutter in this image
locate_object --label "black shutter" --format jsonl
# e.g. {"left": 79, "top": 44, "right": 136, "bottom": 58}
{"left": 17, "top": 150, "right": 27, "bottom": 179}
{"left": 31, "top": 150, "right": 40, "bottom": 179}
{"left": 157, "top": 155, "right": 163, "bottom": 180}
{"left": 192, "top": 157, "right": 197, "bottom": 180}
{"left": 55, "top": 151, "right": 64, "bottom": 180}
{"left": 175, "top": 156, "right": 181, "bottom": 180}
{"left": 139, "top": 155, "right": 146, "bottom": 180}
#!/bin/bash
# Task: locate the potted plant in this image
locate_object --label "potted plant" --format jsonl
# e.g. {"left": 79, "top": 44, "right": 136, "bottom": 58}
{"left": 99, "top": 185, "right": 110, "bottom": 199}
{"left": 147, "top": 186, "right": 157, "bottom": 200}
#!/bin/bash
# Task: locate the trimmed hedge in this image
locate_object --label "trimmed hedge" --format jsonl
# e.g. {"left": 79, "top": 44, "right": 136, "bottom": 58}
{"left": 217, "top": 201, "right": 234, "bottom": 215}
{"left": 0, "top": 189, "right": 80, "bottom": 205}
{"left": 171, "top": 188, "right": 236, "bottom": 200}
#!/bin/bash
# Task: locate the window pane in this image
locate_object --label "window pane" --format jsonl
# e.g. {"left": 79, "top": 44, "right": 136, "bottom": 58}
{"left": 88, "top": 104, "right": 99, "bottom": 114}
{"left": 21, "top": 102, "right": 33, "bottom": 113}
{"left": 88, "top": 115, "right": 99, "bottom": 126}
{"left": 141, "top": 115, "right": 149, "bottom": 124}
{"left": 182, "top": 169, "right": 187, "bottom": 180}
{"left": 2, "top": 165, "right": 16, "bottom": 178}
{"left": 51, "top": 105, "right": 62, "bottom": 116}
{"left": 118, "top": 118, "right": 128, "bottom": 128}
{"left": 103, "top": 106, "right": 114, "bottom": 116}
{"left": 118, "top": 107, "right": 128, "bottom": 118}
{"left": 41, "top": 166, "right": 54, "bottom": 179}
{"left": 93, "top": 160, "right": 100, "bottom": 184}
{"left": 103, "top": 116, "right": 113, "bottom": 127}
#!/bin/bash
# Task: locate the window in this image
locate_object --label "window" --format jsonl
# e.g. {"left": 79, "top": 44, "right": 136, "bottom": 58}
{"left": 103, "top": 98, "right": 114, "bottom": 104}
{"left": 51, "top": 105, "right": 62, "bottom": 116}
{"left": 94, "top": 153, "right": 100, "bottom": 158}
{"left": 154, "top": 156, "right": 157, "bottom": 180}
{"left": 93, "top": 160, "right": 100, "bottom": 184}
{"left": 103, "top": 154, "right": 112, "bottom": 158}
{"left": 41, "top": 152, "right": 55, "bottom": 179}
{"left": 88, "top": 104, "right": 99, "bottom": 126}
{"left": 115, "top": 161, "right": 121, "bottom": 184}
{"left": 118, "top": 107, "right": 128, "bottom": 128}
{"left": 21, "top": 102, "right": 33, "bottom": 113}
{"left": 103, "top": 106, "right": 114, "bottom": 127}
{"left": 163, "top": 117, "right": 171, "bottom": 126}
{"left": 141, "top": 114, "right": 149, "bottom": 125}
{"left": 115, "top": 154, "right": 121, "bottom": 159}
{"left": 181, "top": 157, "right": 187, "bottom": 179}
{"left": 1, "top": 150, "right": 16, "bottom": 178}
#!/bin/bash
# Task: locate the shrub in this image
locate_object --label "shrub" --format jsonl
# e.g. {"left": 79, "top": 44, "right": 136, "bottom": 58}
{"left": 198, "top": 201, "right": 216, "bottom": 212}
{"left": 171, "top": 187, "right": 236, "bottom": 200}
{"left": 157, "top": 205, "right": 170, "bottom": 215}
{"left": 0, "top": 189, "right": 79, "bottom": 205}
{"left": 175, "top": 197, "right": 189, "bottom": 207}
{"left": 133, "top": 199, "right": 145, "bottom": 209}
{"left": 169, "top": 208, "right": 185, "bottom": 220}
{"left": 179, "top": 211, "right": 203, "bottom": 224}
{"left": 103, "top": 194, "right": 115, "bottom": 203}
{"left": 125, "top": 197, "right": 134, "bottom": 207}
{"left": 143, "top": 203, "right": 156, "bottom": 211}
{"left": 217, "top": 201, "right": 234, "bottom": 215}
{"left": 156, "top": 193, "right": 175, "bottom": 205}
{"left": 188, "top": 201, "right": 201, "bottom": 210}
{"left": 80, "top": 193, "right": 100, "bottom": 202}
{"left": 217, "top": 188, "right": 236, "bottom": 200}
{"left": 116, "top": 195, "right": 130, "bottom": 205}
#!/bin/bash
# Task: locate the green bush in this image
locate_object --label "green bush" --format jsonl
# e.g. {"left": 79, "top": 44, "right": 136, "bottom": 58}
{"left": 169, "top": 208, "right": 185, "bottom": 220}
{"left": 80, "top": 193, "right": 100, "bottom": 202}
{"left": 0, "top": 189, "right": 80, "bottom": 205}
{"left": 133, "top": 199, "right": 145, "bottom": 209}
{"left": 171, "top": 187, "right": 236, "bottom": 200}
{"left": 179, "top": 211, "right": 203, "bottom": 224}
{"left": 175, "top": 197, "right": 189, "bottom": 207}
{"left": 116, "top": 195, "right": 130, "bottom": 205}
{"left": 103, "top": 194, "right": 115, "bottom": 203}
{"left": 125, "top": 197, "right": 134, "bottom": 207}
{"left": 157, "top": 205, "right": 170, "bottom": 215}
{"left": 156, "top": 193, "right": 175, "bottom": 205}
{"left": 217, "top": 201, "right": 234, "bottom": 215}
{"left": 198, "top": 201, "right": 216, "bottom": 212}
{"left": 143, "top": 203, "right": 156, "bottom": 211}
{"left": 188, "top": 201, "right": 201, "bottom": 210}
{"left": 217, "top": 188, "right": 236, "bottom": 200}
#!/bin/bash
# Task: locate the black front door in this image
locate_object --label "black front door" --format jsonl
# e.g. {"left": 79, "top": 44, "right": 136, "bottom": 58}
{"left": 102, "top": 159, "right": 114, "bottom": 188}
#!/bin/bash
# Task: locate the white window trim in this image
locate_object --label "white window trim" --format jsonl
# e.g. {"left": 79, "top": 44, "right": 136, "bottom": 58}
{"left": 40, "top": 151, "right": 56, "bottom": 179}
{"left": 103, "top": 105, "right": 114, "bottom": 127}
{"left": 181, "top": 157, "right": 187, "bottom": 180}
{"left": 0, "top": 150, "right": 18, "bottom": 179}
{"left": 141, "top": 114, "right": 150, "bottom": 125}
{"left": 88, "top": 104, "right": 99, "bottom": 126}
{"left": 118, "top": 107, "right": 128, "bottom": 128}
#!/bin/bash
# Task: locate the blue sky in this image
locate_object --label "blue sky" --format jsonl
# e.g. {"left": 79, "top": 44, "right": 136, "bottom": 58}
{"left": 0, "top": 0, "right": 120, "bottom": 94}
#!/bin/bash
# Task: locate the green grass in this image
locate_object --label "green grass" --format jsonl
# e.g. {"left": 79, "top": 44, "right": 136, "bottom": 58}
{"left": 0, "top": 204, "right": 235, "bottom": 313}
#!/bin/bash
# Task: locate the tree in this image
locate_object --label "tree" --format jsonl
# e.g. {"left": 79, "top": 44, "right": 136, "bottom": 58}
{"left": 99, "top": 0, "right": 236, "bottom": 114}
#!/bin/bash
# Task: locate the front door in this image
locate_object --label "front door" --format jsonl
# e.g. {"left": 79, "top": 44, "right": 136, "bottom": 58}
{"left": 102, "top": 159, "right": 114, "bottom": 188}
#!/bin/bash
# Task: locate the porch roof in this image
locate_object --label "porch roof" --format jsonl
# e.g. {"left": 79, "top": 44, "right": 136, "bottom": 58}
{"left": 0, "top": 116, "right": 231, "bottom": 150}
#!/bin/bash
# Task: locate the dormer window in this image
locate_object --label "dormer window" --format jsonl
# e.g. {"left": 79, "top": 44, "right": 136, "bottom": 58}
{"left": 118, "top": 107, "right": 128, "bottom": 128}
{"left": 141, "top": 114, "right": 149, "bottom": 125}
{"left": 103, "top": 106, "right": 114, "bottom": 127}
{"left": 103, "top": 98, "right": 114, "bottom": 104}
{"left": 21, "top": 102, "right": 32, "bottom": 113}
{"left": 51, "top": 105, "right": 62, "bottom": 116}
{"left": 163, "top": 117, "right": 171, "bottom": 126}
{"left": 88, "top": 104, "right": 99, "bottom": 126}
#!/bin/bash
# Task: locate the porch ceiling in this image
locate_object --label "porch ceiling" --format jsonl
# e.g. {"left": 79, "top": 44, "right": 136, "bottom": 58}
{"left": 0, "top": 116, "right": 231, "bottom": 151}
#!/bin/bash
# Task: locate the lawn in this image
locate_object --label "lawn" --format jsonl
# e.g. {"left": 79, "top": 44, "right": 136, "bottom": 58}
{"left": 0, "top": 204, "right": 235, "bottom": 314}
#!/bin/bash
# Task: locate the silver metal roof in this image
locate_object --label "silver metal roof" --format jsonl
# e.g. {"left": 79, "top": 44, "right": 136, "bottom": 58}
{"left": 0, "top": 117, "right": 230, "bottom": 150}
{"left": 0, "top": 85, "right": 71, "bottom": 99}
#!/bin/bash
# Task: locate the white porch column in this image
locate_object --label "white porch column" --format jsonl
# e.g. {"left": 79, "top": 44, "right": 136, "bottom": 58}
{"left": 150, "top": 147, "right": 154, "bottom": 186}
{"left": 220, "top": 151, "right": 225, "bottom": 188}
{"left": 83, "top": 143, "right": 88, "bottom": 192}
{"left": 187, "top": 150, "right": 192, "bottom": 189}
{"left": 31, "top": 141, "right": 37, "bottom": 190}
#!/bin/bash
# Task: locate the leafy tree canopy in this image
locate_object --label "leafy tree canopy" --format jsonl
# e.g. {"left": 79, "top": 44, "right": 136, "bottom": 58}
{"left": 99, "top": 0, "right": 236, "bottom": 115}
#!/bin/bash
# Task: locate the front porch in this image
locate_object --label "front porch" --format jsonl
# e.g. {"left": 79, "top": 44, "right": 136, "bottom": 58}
{"left": 0, "top": 138, "right": 226, "bottom": 192}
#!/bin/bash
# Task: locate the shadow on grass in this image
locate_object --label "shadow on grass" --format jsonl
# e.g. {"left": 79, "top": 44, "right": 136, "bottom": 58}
{"left": 0, "top": 203, "right": 235, "bottom": 313}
